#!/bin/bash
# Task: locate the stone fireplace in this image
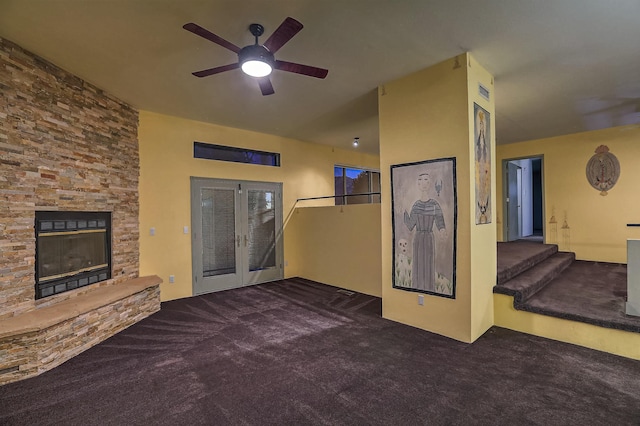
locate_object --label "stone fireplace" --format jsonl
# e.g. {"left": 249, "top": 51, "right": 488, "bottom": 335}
{"left": 0, "top": 38, "right": 161, "bottom": 385}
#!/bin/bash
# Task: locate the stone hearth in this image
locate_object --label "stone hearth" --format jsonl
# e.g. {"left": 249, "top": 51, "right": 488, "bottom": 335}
{"left": 0, "top": 276, "right": 161, "bottom": 385}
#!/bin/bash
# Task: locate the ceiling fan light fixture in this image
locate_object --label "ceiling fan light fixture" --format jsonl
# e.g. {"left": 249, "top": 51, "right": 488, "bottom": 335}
{"left": 239, "top": 44, "right": 274, "bottom": 78}
{"left": 353, "top": 137, "right": 360, "bottom": 147}
{"left": 241, "top": 60, "right": 273, "bottom": 77}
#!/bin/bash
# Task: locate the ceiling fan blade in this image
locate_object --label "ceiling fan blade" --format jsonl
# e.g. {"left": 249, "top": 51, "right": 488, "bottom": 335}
{"left": 274, "top": 60, "right": 328, "bottom": 79}
{"left": 257, "top": 77, "right": 275, "bottom": 96}
{"left": 183, "top": 22, "right": 241, "bottom": 54}
{"left": 263, "top": 17, "right": 303, "bottom": 53}
{"left": 192, "top": 63, "right": 239, "bottom": 78}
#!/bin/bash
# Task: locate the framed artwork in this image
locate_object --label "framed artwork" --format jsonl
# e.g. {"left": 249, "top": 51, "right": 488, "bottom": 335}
{"left": 391, "top": 157, "right": 457, "bottom": 298}
{"left": 474, "top": 103, "right": 491, "bottom": 224}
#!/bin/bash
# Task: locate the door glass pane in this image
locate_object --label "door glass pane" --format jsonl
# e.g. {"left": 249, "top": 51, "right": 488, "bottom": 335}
{"left": 201, "top": 188, "right": 236, "bottom": 276}
{"left": 248, "top": 190, "right": 276, "bottom": 271}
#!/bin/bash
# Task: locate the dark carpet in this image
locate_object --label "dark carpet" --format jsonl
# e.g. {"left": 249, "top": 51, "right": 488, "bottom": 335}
{"left": 2, "top": 278, "right": 640, "bottom": 425}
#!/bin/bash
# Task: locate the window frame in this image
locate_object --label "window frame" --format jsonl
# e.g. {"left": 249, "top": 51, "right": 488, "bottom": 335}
{"left": 334, "top": 165, "right": 381, "bottom": 205}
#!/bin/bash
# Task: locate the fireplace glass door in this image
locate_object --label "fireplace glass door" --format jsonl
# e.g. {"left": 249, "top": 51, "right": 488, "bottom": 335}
{"left": 191, "top": 178, "right": 283, "bottom": 295}
{"left": 38, "top": 230, "right": 108, "bottom": 280}
{"left": 35, "top": 211, "right": 111, "bottom": 299}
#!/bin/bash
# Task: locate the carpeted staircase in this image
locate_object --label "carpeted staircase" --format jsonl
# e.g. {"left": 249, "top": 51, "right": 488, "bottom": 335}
{"left": 495, "top": 240, "right": 640, "bottom": 333}
{"left": 494, "top": 241, "right": 575, "bottom": 306}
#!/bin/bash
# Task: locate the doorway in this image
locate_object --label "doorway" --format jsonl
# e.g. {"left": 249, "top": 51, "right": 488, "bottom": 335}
{"left": 190, "top": 177, "right": 283, "bottom": 295}
{"left": 503, "top": 157, "right": 544, "bottom": 242}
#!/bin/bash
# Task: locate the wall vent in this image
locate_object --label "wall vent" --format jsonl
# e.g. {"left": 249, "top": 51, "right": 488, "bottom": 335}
{"left": 479, "top": 83, "right": 490, "bottom": 101}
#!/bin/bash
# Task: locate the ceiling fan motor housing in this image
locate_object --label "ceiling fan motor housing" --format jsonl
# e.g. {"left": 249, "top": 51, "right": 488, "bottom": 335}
{"left": 238, "top": 44, "right": 274, "bottom": 68}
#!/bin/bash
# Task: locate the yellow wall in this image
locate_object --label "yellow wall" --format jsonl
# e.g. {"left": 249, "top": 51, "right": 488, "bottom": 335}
{"left": 494, "top": 294, "right": 640, "bottom": 360}
{"left": 496, "top": 125, "right": 640, "bottom": 262}
{"left": 138, "top": 110, "right": 379, "bottom": 301}
{"left": 379, "top": 55, "right": 473, "bottom": 342}
{"left": 286, "top": 204, "right": 382, "bottom": 297}
{"left": 467, "top": 56, "right": 497, "bottom": 341}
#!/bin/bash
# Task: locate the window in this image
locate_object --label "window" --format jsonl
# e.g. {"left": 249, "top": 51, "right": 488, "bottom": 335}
{"left": 194, "top": 142, "right": 280, "bottom": 167}
{"left": 334, "top": 166, "right": 381, "bottom": 205}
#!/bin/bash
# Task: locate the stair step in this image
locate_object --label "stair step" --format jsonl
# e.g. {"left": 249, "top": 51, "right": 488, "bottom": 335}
{"left": 494, "top": 252, "right": 575, "bottom": 304}
{"left": 497, "top": 242, "right": 558, "bottom": 285}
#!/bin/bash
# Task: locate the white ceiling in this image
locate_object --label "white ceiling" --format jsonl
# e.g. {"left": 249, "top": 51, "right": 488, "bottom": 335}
{"left": 1, "top": 0, "right": 639, "bottom": 155}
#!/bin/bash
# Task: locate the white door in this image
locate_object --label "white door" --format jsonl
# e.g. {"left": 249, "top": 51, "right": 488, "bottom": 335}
{"left": 191, "top": 178, "right": 283, "bottom": 295}
{"left": 506, "top": 162, "right": 522, "bottom": 241}
{"left": 516, "top": 166, "right": 523, "bottom": 237}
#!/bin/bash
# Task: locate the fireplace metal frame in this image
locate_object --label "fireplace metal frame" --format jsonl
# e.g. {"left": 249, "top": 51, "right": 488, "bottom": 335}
{"left": 34, "top": 211, "right": 112, "bottom": 299}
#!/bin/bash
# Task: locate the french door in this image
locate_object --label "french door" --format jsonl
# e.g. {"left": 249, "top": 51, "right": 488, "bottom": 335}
{"left": 191, "top": 177, "right": 283, "bottom": 295}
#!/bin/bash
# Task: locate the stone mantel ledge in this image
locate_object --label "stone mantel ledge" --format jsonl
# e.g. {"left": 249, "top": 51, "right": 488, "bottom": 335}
{"left": 0, "top": 275, "right": 162, "bottom": 339}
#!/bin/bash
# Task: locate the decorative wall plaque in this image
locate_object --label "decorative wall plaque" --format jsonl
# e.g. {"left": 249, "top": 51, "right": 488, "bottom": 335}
{"left": 585, "top": 145, "right": 620, "bottom": 196}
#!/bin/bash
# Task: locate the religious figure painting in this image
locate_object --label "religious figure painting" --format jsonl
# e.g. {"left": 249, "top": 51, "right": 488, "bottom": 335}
{"left": 474, "top": 103, "right": 491, "bottom": 224}
{"left": 391, "top": 157, "right": 457, "bottom": 298}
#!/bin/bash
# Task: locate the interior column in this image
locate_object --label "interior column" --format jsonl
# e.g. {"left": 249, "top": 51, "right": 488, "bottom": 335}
{"left": 378, "top": 53, "right": 496, "bottom": 342}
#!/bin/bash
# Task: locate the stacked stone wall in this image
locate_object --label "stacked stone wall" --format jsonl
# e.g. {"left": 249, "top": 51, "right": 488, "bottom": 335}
{"left": 0, "top": 37, "right": 139, "bottom": 317}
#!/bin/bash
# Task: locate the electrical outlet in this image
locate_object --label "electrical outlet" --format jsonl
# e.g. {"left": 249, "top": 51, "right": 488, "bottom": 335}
{"left": 169, "top": 275, "right": 175, "bottom": 283}
{"left": 418, "top": 295, "right": 424, "bottom": 306}
{"left": 150, "top": 227, "right": 155, "bottom": 236}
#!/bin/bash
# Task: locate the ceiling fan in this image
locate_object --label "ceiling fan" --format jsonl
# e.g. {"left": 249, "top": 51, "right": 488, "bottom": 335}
{"left": 183, "top": 17, "right": 328, "bottom": 96}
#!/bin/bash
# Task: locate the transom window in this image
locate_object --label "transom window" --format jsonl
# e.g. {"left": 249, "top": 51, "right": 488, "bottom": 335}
{"left": 334, "top": 166, "right": 381, "bottom": 205}
{"left": 194, "top": 142, "right": 280, "bottom": 167}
